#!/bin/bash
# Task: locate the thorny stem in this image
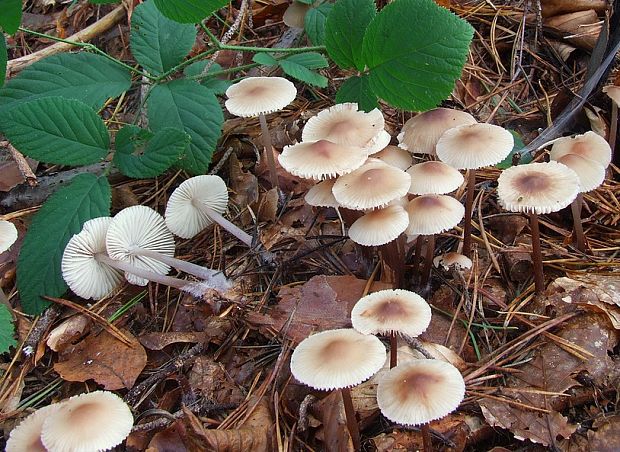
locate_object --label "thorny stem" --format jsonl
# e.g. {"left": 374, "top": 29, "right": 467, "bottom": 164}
{"left": 529, "top": 213, "right": 545, "bottom": 294}
{"left": 570, "top": 193, "right": 586, "bottom": 253}
{"left": 259, "top": 113, "right": 281, "bottom": 192}
{"left": 341, "top": 387, "right": 361, "bottom": 451}
{"left": 420, "top": 234, "right": 435, "bottom": 288}
{"left": 462, "top": 170, "right": 476, "bottom": 258}
{"left": 390, "top": 332, "right": 398, "bottom": 369}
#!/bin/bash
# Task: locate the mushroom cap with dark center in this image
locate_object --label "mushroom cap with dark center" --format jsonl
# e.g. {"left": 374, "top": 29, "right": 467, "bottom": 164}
{"left": 6, "top": 404, "right": 63, "bottom": 452}
{"left": 405, "top": 194, "right": 465, "bottom": 235}
{"left": 351, "top": 289, "right": 431, "bottom": 337}
{"left": 373, "top": 145, "right": 413, "bottom": 170}
{"left": 549, "top": 131, "right": 612, "bottom": 168}
{"left": 497, "top": 161, "right": 580, "bottom": 214}
{"left": 348, "top": 204, "right": 409, "bottom": 246}
{"left": 377, "top": 359, "right": 465, "bottom": 426}
{"left": 407, "top": 161, "right": 464, "bottom": 195}
{"left": 225, "top": 76, "right": 297, "bottom": 117}
{"left": 0, "top": 219, "right": 18, "bottom": 254}
{"left": 283, "top": 1, "right": 310, "bottom": 28}
{"left": 290, "top": 328, "right": 386, "bottom": 391}
{"left": 555, "top": 153, "right": 605, "bottom": 193}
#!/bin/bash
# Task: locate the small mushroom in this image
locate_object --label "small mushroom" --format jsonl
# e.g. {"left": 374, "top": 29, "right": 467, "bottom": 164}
{"left": 373, "top": 145, "right": 413, "bottom": 170}
{"left": 0, "top": 219, "right": 18, "bottom": 254}
{"left": 304, "top": 179, "right": 340, "bottom": 208}
{"left": 406, "top": 161, "right": 464, "bottom": 195}
{"left": 5, "top": 404, "right": 63, "bottom": 452}
{"left": 549, "top": 131, "right": 612, "bottom": 167}
{"left": 348, "top": 204, "right": 409, "bottom": 247}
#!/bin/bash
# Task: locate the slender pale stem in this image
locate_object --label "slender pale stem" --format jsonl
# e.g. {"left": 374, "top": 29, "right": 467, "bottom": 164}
{"left": 462, "top": 170, "right": 476, "bottom": 257}
{"left": 259, "top": 113, "right": 280, "bottom": 191}
{"left": 341, "top": 388, "right": 361, "bottom": 451}
{"left": 420, "top": 234, "right": 435, "bottom": 288}
{"left": 390, "top": 332, "right": 398, "bottom": 369}
{"left": 421, "top": 424, "right": 433, "bottom": 452}
{"left": 201, "top": 204, "right": 253, "bottom": 247}
{"left": 570, "top": 193, "right": 586, "bottom": 253}
{"left": 529, "top": 213, "right": 545, "bottom": 294}
{"left": 132, "top": 248, "right": 222, "bottom": 280}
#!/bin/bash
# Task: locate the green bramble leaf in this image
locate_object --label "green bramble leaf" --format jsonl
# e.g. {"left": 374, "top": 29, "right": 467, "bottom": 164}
{"left": 279, "top": 52, "right": 328, "bottom": 88}
{"left": 252, "top": 53, "right": 278, "bottom": 66}
{"left": 148, "top": 80, "right": 223, "bottom": 175}
{"left": 183, "top": 61, "right": 232, "bottom": 95}
{"left": 152, "top": 0, "right": 227, "bottom": 24}
{"left": 0, "top": 304, "right": 16, "bottom": 354}
{"left": 0, "top": 97, "right": 109, "bottom": 166}
{"left": 497, "top": 130, "right": 532, "bottom": 169}
{"left": 0, "top": 34, "right": 6, "bottom": 88}
{"left": 16, "top": 174, "right": 111, "bottom": 315}
{"left": 325, "top": 0, "right": 375, "bottom": 70}
{"left": 131, "top": 0, "right": 196, "bottom": 75}
{"left": 304, "top": 3, "right": 332, "bottom": 46}
{"left": 335, "top": 75, "right": 378, "bottom": 112}
{"left": 296, "top": 0, "right": 313, "bottom": 4}
{"left": 113, "top": 125, "right": 190, "bottom": 178}
{"left": 0, "top": 0, "right": 22, "bottom": 34}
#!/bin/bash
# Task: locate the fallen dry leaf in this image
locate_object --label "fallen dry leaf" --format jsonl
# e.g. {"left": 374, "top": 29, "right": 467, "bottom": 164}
{"left": 139, "top": 321, "right": 229, "bottom": 350}
{"left": 313, "top": 390, "right": 353, "bottom": 452}
{"left": 146, "top": 420, "right": 188, "bottom": 452}
{"left": 188, "top": 356, "right": 245, "bottom": 405}
{"left": 588, "top": 415, "right": 620, "bottom": 452}
{"left": 544, "top": 10, "right": 601, "bottom": 50}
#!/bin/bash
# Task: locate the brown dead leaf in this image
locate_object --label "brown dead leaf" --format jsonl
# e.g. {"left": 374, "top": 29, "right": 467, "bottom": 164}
{"left": 0, "top": 154, "right": 37, "bottom": 192}
{"left": 545, "top": 10, "right": 601, "bottom": 50}
{"left": 487, "top": 214, "right": 528, "bottom": 245}
{"left": 588, "top": 415, "right": 620, "bottom": 452}
{"left": 251, "top": 188, "right": 278, "bottom": 223}
{"left": 313, "top": 391, "right": 353, "bottom": 452}
{"left": 258, "top": 222, "right": 306, "bottom": 250}
{"left": 146, "top": 420, "right": 188, "bottom": 452}
{"left": 188, "top": 356, "right": 245, "bottom": 406}
{"left": 54, "top": 328, "right": 147, "bottom": 390}
{"left": 541, "top": 0, "right": 607, "bottom": 17}
{"left": 140, "top": 331, "right": 210, "bottom": 351}
{"left": 229, "top": 153, "right": 259, "bottom": 226}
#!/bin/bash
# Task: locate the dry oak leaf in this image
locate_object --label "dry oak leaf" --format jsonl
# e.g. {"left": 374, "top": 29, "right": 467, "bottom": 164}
{"left": 588, "top": 415, "right": 620, "bottom": 452}
{"left": 54, "top": 328, "right": 147, "bottom": 390}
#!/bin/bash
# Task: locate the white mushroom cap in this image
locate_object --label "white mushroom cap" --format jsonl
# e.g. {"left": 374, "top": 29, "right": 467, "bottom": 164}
{"left": 305, "top": 179, "right": 339, "bottom": 207}
{"left": 332, "top": 159, "right": 411, "bottom": 210}
{"left": 373, "top": 145, "right": 413, "bottom": 170}
{"left": 6, "top": 404, "right": 63, "bottom": 452}
{"left": 279, "top": 140, "right": 367, "bottom": 180}
{"left": 106, "top": 206, "right": 175, "bottom": 286}
{"left": 348, "top": 205, "right": 409, "bottom": 246}
{"left": 41, "top": 391, "right": 133, "bottom": 452}
{"left": 290, "top": 328, "right": 387, "bottom": 391}
{"left": 377, "top": 359, "right": 466, "bottom": 426}
{"left": 555, "top": 153, "right": 605, "bottom": 193}
{"left": 165, "top": 175, "right": 229, "bottom": 239}
{"left": 405, "top": 195, "right": 465, "bottom": 235}
{"left": 0, "top": 219, "right": 18, "bottom": 254}
{"left": 397, "top": 108, "right": 477, "bottom": 155}
{"left": 302, "top": 103, "right": 387, "bottom": 153}
{"left": 407, "top": 161, "right": 464, "bottom": 195}
{"left": 603, "top": 85, "right": 620, "bottom": 106}
{"left": 433, "top": 252, "right": 473, "bottom": 271}
{"left": 224, "top": 77, "right": 297, "bottom": 117}
{"left": 61, "top": 217, "right": 124, "bottom": 300}
{"left": 436, "top": 123, "right": 514, "bottom": 169}
{"left": 549, "top": 131, "right": 612, "bottom": 168}
{"left": 351, "top": 289, "right": 431, "bottom": 337}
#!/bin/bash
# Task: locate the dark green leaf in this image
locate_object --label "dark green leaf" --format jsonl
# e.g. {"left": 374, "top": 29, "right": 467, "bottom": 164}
{"left": 89, "top": 0, "right": 120, "bottom": 3}
{"left": 0, "top": 304, "right": 16, "bottom": 354}
{"left": 325, "top": 0, "right": 375, "bottom": 70}
{"left": 335, "top": 75, "right": 378, "bottom": 111}
{"left": 496, "top": 130, "right": 532, "bottom": 169}
{"left": 130, "top": 0, "right": 196, "bottom": 75}
{"left": 252, "top": 53, "right": 278, "bottom": 66}
{"left": 279, "top": 53, "right": 328, "bottom": 87}
{"left": 183, "top": 61, "right": 232, "bottom": 94}
{"left": 0, "top": 53, "right": 131, "bottom": 112}
{"left": 0, "top": 0, "right": 22, "bottom": 34}
{"left": 362, "top": 0, "right": 474, "bottom": 111}
{"left": 304, "top": 3, "right": 332, "bottom": 46}
{"left": 17, "top": 174, "right": 111, "bottom": 315}
{"left": 0, "top": 97, "right": 109, "bottom": 166}
{"left": 113, "top": 125, "right": 189, "bottom": 178}
{"left": 296, "top": 0, "right": 313, "bottom": 4}
{"left": 0, "top": 34, "right": 6, "bottom": 88}
{"left": 148, "top": 80, "right": 223, "bottom": 174}
{"left": 153, "top": 0, "right": 227, "bottom": 23}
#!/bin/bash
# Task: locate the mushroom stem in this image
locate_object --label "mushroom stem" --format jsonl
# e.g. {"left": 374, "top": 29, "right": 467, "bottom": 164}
{"left": 421, "top": 424, "right": 433, "bottom": 452}
{"left": 570, "top": 193, "right": 586, "bottom": 253}
{"left": 258, "top": 113, "right": 280, "bottom": 192}
{"left": 610, "top": 102, "right": 617, "bottom": 158}
{"left": 420, "top": 234, "right": 435, "bottom": 288}
{"left": 130, "top": 247, "right": 224, "bottom": 281}
{"left": 390, "top": 332, "right": 397, "bottom": 369}
{"left": 529, "top": 213, "right": 545, "bottom": 294}
{"left": 341, "top": 387, "right": 361, "bottom": 451}
{"left": 412, "top": 236, "right": 423, "bottom": 283}
{"left": 462, "top": 170, "right": 476, "bottom": 257}
{"left": 200, "top": 203, "right": 253, "bottom": 247}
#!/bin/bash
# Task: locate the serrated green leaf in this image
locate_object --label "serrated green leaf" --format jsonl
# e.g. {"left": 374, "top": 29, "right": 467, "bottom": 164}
{"left": 183, "top": 61, "right": 232, "bottom": 95}
{"left": 0, "top": 0, "right": 22, "bottom": 34}
{"left": 296, "top": 0, "right": 313, "bottom": 4}
{"left": 252, "top": 53, "right": 278, "bottom": 66}
{"left": 0, "top": 304, "right": 16, "bottom": 354}
{"left": 335, "top": 75, "right": 378, "bottom": 112}
{"left": 0, "top": 97, "right": 110, "bottom": 166}
{"left": 89, "top": 0, "right": 120, "bottom": 3}
{"left": 113, "top": 125, "right": 189, "bottom": 178}
{"left": 362, "top": 0, "right": 474, "bottom": 111}
{"left": 0, "top": 53, "right": 131, "bottom": 112}
{"left": 279, "top": 53, "right": 328, "bottom": 88}
{"left": 325, "top": 0, "right": 375, "bottom": 70}
{"left": 0, "top": 34, "right": 6, "bottom": 88}
{"left": 153, "top": 0, "right": 227, "bottom": 23}
{"left": 497, "top": 130, "right": 531, "bottom": 169}
{"left": 131, "top": 1, "right": 196, "bottom": 75}
{"left": 17, "top": 174, "right": 111, "bottom": 315}
{"left": 304, "top": 3, "right": 332, "bottom": 46}
{"left": 148, "top": 80, "right": 223, "bottom": 174}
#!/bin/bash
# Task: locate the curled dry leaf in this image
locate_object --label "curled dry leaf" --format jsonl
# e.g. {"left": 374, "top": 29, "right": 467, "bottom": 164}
{"left": 188, "top": 356, "right": 245, "bottom": 406}
{"left": 312, "top": 390, "right": 353, "bottom": 451}
{"left": 46, "top": 314, "right": 91, "bottom": 352}
{"left": 139, "top": 321, "right": 229, "bottom": 350}
{"left": 146, "top": 420, "right": 188, "bottom": 452}
{"left": 588, "top": 415, "right": 620, "bottom": 452}
{"left": 544, "top": 10, "right": 601, "bottom": 50}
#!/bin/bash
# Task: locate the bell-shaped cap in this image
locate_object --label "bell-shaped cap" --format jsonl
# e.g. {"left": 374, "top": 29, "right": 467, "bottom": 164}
{"left": 225, "top": 77, "right": 297, "bottom": 117}
{"left": 0, "top": 219, "right": 18, "bottom": 254}
{"left": 549, "top": 131, "right": 612, "bottom": 168}
{"left": 433, "top": 252, "right": 472, "bottom": 270}
{"left": 282, "top": 1, "right": 310, "bottom": 28}
{"left": 6, "top": 404, "right": 63, "bottom": 452}
{"left": 348, "top": 205, "right": 409, "bottom": 246}
{"left": 373, "top": 145, "right": 413, "bottom": 170}
{"left": 305, "top": 179, "right": 339, "bottom": 207}
{"left": 555, "top": 154, "right": 605, "bottom": 193}
{"left": 407, "top": 161, "right": 464, "bottom": 195}
{"left": 405, "top": 194, "right": 464, "bottom": 235}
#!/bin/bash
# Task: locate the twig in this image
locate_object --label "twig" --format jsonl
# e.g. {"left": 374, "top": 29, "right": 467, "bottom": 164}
{"left": 3, "top": 141, "right": 37, "bottom": 187}
{"left": 131, "top": 400, "right": 236, "bottom": 432}
{"left": 22, "top": 305, "right": 61, "bottom": 358}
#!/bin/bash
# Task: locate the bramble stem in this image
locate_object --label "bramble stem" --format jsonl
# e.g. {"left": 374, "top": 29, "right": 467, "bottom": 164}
{"left": 341, "top": 388, "right": 361, "bottom": 451}
{"left": 462, "top": 170, "right": 476, "bottom": 257}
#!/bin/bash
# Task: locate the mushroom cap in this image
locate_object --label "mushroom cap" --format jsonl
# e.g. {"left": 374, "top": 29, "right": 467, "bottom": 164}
{"left": 373, "top": 145, "right": 413, "bottom": 170}
{"left": 224, "top": 77, "right": 297, "bottom": 117}
{"left": 0, "top": 219, "right": 18, "bottom": 254}
{"left": 603, "top": 85, "right": 620, "bottom": 106}
{"left": 302, "top": 103, "right": 386, "bottom": 153}
{"left": 332, "top": 160, "right": 412, "bottom": 210}
{"left": 62, "top": 217, "right": 124, "bottom": 300}
{"left": 6, "top": 404, "right": 63, "bottom": 452}
{"left": 41, "top": 391, "right": 133, "bottom": 452}
{"left": 305, "top": 179, "right": 339, "bottom": 207}
{"left": 165, "top": 175, "right": 229, "bottom": 239}
{"left": 377, "top": 359, "right": 466, "bottom": 426}
{"left": 497, "top": 161, "right": 580, "bottom": 214}
{"left": 351, "top": 289, "right": 431, "bottom": 337}
{"left": 407, "top": 161, "right": 464, "bottom": 195}
{"left": 433, "top": 252, "right": 473, "bottom": 271}
{"left": 106, "top": 206, "right": 175, "bottom": 286}
{"left": 436, "top": 123, "right": 514, "bottom": 169}
{"left": 397, "top": 108, "right": 477, "bottom": 155}
{"left": 555, "top": 153, "right": 605, "bottom": 193}
{"left": 290, "top": 328, "right": 387, "bottom": 391}
{"left": 282, "top": 1, "right": 310, "bottom": 28}
{"left": 348, "top": 205, "right": 409, "bottom": 246}
{"left": 549, "top": 131, "right": 612, "bottom": 168}
{"left": 365, "top": 130, "right": 393, "bottom": 155}
{"left": 405, "top": 194, "right": 465, "bottom": 235}
{"left": 279, "top": 140, "right": 367, "bottom": 180}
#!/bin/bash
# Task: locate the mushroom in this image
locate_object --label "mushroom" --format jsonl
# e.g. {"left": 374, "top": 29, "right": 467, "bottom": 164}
{"left": 0, "top": 219, "right": 18, "bottom": 254}
{"left": 290, "top": 328, "right": 387, "bottom": 451}
{"left": 282, "top": 1, "right": 310, "bottom": 29}
{"left": 603, "top": 85, "right": 619, "bottom": 156}
{"left": 225, "top": 77, "right": 297, "bottom": 191}
{"left": 433, "top": 252, "right": 472, "bottom": 271}
{"left": 348, "top": 204, "right": 409, "bottom": 247}
{"left": 304, "top": 179, "right": 339, "bottom": 208}
{"left": 6, "top": 404, "right": 63, "bottom": 452}
{"left": 497, "top": 161, "right": 579, "bottom": 294}
{"left": 373, "top": 145, "right": 413, "bottom": 170}
{"left": 351, "top": 289, "right": 431, "bottom": 368}
{"left": 436, "top": 123, "right": 514, "bottom": 257}
{"left": 407, "top": 161, "right": 464, "bottom": 195}
{"left": 377, "top": 359, "right": 466, "bottom": 452}
{"left": 549, "top": 131, "right": 612, "bottom": 167}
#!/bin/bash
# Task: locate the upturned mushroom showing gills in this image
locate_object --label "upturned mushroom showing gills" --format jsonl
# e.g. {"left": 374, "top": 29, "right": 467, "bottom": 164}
{"left": 225, "top": 76, "right": 297, "bottom": 192}
{"left": 0, "top": 219, "right": 18, "bottom": 254}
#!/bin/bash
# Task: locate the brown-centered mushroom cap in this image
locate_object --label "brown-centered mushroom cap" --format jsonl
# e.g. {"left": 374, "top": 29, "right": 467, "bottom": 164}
{"left": 497, "top": 161, "right": 580, "bottom": 214}
{"left": 282, "top": 1, "right": 310, "bottom": 28}
{"left": 549, "top": 131, "right": 612, "bottom": 168}
{"left": 407, "top": 161, "right": 464, "bottom": 195}
{"left": 373, "top": 145, "right": 413, "bottom": 170}
{"left": 405, "top": 194, "right": 465, "bottom": 236}
{"left": 6, "top": 404, "right": 63, "bottom": 452}
{"left": 225, "top": 77, "right": 297, "bottom": 118}
{"left": 305, "top": 179, "right": 339, "bottom": 208}
{"left": 348, "top": 204, "right": 409, "bottom": 246}
{"left": 555, "top": 153, "right": 605, "bottom": 193}
{"left": 0, "top": 219, "right": 18, "bottom": 254}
